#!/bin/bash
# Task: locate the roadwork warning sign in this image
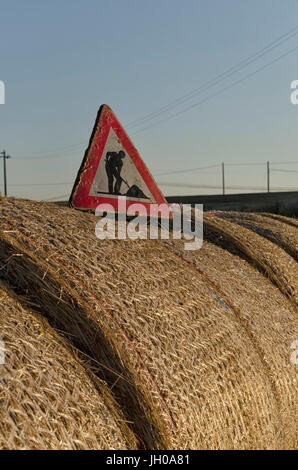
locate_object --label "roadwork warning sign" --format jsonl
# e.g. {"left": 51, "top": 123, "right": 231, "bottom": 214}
{"left": 70, "top": 105, "right": 167, "bottom": 212}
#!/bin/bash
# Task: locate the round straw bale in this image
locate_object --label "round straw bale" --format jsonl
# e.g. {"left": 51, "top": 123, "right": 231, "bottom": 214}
{"left": 1, "top": 198, "right": 295, "bottom": 449}
{"left": 215, "top": 211, "right": 297, "bottom": 261}
{"left": 203, "top": 212, "right": 298, "bottom": 306}
{"left": 260, "top": 213, "right": 298, "bottom": 229}
{"left": 164, "top": 237, "right": 298, "bottom": 449}
{"left": 0, "top": 281, "right": 136, "bottom": 450}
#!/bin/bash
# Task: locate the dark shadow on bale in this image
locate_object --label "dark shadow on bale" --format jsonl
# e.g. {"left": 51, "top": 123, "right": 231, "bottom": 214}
{"left": 0, "top": 235, "right": 167, "bottom": 450}
{"left": 0, "top": 280, "right": 137, "bottom": 450}
{"left": 202, "top": 216, "right": 297, "bottom": 307}
{"left": 215, "top": 212, "right": 298, "bottom": 262}
{"left": 260, "top": 212, "right": 298, "bottom": 230}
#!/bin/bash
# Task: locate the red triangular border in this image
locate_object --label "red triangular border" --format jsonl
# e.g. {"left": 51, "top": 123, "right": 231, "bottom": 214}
{"left": 69, "top": 105, "right": 167, "bottom": 211}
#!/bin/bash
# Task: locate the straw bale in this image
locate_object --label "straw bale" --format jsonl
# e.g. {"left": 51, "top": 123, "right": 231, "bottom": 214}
{"left": 164, "top": 237, "right": 298, "bottom": 448}
{"left": 0, "top": 200, "right": 168, "bottom": 449}
{"left": 0, "top": 281, "right": 136, "bottom": 450}
{"left": 203, "top": 213, "right": 298, "bottom": 306}
{"left": 1, "top": 198, "right": 295, "bottom": 449}
{"left": 215, "top": 211, "right": 297, "bottom": 261}
{"left": 261, "top": 213, "right": 298, "bottom": 229}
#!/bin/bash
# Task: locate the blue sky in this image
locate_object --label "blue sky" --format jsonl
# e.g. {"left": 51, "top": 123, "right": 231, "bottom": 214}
{"left": 1, "top": 0, "right": 298, "bottom": 200}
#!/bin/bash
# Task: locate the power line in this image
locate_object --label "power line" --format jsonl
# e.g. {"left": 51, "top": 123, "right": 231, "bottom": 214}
{"left": 158, "top": 182, "right": 298, "bottom": 191}
{"left": 9, "top": 182, "right": 72, "bottom": 186}
{"left": 127, "top": 24, "right": 298, "bottom": 130}
{"left": 7, "top": 160, "right": 298, "bottom": 186}
{"left": 225, "top": 162, "right": 268, "bottom": 166}
{"left": 226, "top": 161, "right": 298, "bottom": 167}
{"left": 15, "top": 142, "right": 86, "bottom": 159}
{"left": 270, "top": 161, "right": 298, "bottom": 165}
{"left": 132, "top": 43, "right": 298, "bottom": 135}
{"left": 11, "top": 24, "right": 298, "bottom": 160}
{"left": 13, "top": 181, "right": 296, "bottom": 191}
{"left": 153, "top": 164, "right": 220, "bottom": 176}
{"left": 13, "top": 151, "right": 84, "bottom": 160}
{"left": 271, "top": 168, "right": 298, "bottom": 173}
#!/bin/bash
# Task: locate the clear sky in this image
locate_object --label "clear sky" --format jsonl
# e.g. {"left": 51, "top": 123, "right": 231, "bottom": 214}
{"left": 1, "top": 0, "right": 298, "bottom": 200}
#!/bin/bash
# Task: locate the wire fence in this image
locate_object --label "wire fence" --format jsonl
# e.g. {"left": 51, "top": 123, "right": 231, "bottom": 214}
{"left": 157, "top": 161, "right": 298, "bottom": 196}
{"left": 0, "top": 159, "right": 296, "bottom": 202}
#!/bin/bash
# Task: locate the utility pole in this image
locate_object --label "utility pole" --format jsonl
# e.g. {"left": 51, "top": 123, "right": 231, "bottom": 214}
{"left": 222, "top": 162, "right": 225, "bottom": 195}
{"left": 0, "top": 150, "right": 11, "bottom": 197}
{"left": 267, "top": 161, "right": 270, "bottom": 193}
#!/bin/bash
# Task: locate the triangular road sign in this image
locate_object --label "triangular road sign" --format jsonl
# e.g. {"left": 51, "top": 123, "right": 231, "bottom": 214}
{"left": 69, "top": 105, "right": 167, "bottom": 212}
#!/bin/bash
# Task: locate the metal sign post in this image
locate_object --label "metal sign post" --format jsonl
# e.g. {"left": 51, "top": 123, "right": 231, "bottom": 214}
{"left": 0, "top": 150, "right": 11, "bottom": 197}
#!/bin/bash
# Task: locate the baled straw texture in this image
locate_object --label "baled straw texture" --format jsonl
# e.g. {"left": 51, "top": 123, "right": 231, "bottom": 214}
{"left": 0, "top": 200, "right": 168, "bottom": 449}
{"left": 215, "top": 211, "right": 297, "bottom": 261}
{"left": 0, "top": 281, "right": 136, "bottom": 450}
{"left": 163, "top": 237, "right": 298, "bottom": 449}
{"left": 0, "top": 198, "right": 294, "bottom": 449}
{"left": 260, "top": 213, "right": 298, "bottom": 229}
{"left": 203, "top": 212, "right": 298, "bottom": 306}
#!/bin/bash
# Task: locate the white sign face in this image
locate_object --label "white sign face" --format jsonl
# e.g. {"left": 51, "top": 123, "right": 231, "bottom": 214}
{"left": 89, "top": 128, "right": 154, "bottom": 202}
